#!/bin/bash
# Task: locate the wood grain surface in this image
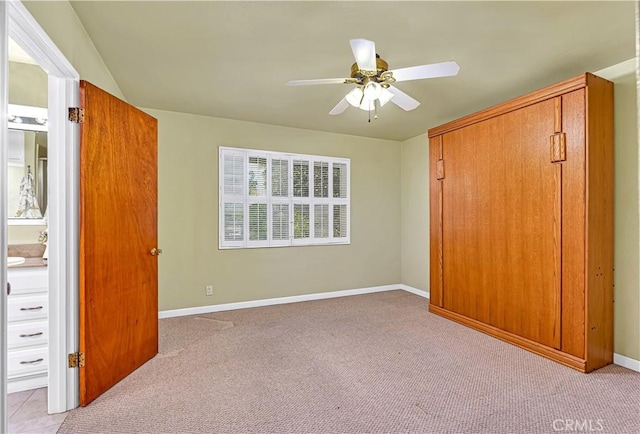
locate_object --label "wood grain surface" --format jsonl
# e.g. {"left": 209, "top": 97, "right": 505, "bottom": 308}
{"left": 429, "top": 136, "right": 443, "bottom": 307}
{"left": 79, "top": 81, "right": 159, "bottom": 405}
{"left": 428, "top": 73, "right": 613, "bottom": 372}
{"left": 440, "top": 98, "right": 558, "bottom": 348}
{"left": 584, "top": 74, "right": 614, "bottom": 372}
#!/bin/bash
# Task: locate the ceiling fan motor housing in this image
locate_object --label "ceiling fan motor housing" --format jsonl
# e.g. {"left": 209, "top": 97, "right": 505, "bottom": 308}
{"left": 350, "top": 55, "right": 394, "bottom": 86}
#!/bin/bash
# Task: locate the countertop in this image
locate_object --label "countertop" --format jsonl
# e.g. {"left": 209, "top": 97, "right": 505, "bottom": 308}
{"left": 7, "top": 244, "right": 48, "bottom": 269}
{"left": 8, "top": 257, "right": 48, "bottom": 269}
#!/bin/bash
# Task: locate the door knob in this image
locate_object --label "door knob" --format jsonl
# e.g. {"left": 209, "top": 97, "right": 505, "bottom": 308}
{"left": 150, "top": 248, "right": 163, "bottom": 256}
{"left": 7, "top": 282, "right": 10, "bottom": 295}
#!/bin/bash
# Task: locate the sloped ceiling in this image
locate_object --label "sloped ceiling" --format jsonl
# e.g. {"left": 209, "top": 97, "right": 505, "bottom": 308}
{"left": 69, "top": 1, "right": 635, "bottom": 141}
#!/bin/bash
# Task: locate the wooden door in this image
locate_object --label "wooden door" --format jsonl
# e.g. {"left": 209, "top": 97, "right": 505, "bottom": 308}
{"left": 79, "top": 81, "right": 158, "bottom": 406}
{"left": 441, "top": 99, "right": 560, "bottom": 348}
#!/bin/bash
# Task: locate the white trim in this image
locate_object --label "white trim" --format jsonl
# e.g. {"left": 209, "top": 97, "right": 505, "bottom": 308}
{"left": 613, "top": 353, "right": 640, "bottom": 372}
{"left": 398, "top": 284, "right": 430, "bottom": 299}
{"left": 7, "top": 372, "right": 47, "bottom": 394}
{"left": 7, "top": 0, "right": 79, "bottom": 414}
{"left": 0, "top": 1, "right": 10, "bottom": 431}
{"left": 159, "top": 284, "right": 404, "bottom": 319}
{"left": 594, "top": 57, "right": 637, "bottom": 81}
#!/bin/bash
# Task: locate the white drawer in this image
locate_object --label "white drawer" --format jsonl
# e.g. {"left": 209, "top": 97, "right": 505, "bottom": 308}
{"left": 7, "top": 321, "right": 48, "bottom": 350}
{"left": 8, "top": 347, "right": 48, "bottom": 377}
{"left": 8, "top": 295, "right": 48, "bottom": 322}
{"left": 7, "top": 268, "right": 47, "bottom": 295}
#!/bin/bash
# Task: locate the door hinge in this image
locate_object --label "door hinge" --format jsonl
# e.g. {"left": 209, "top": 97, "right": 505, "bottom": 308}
{"left": 68, "top": 107, "right": 85, "bottom": 123}
{"left": 68, "top": 352, "right": 85, "bottom": 368}
{"left": 436, "top": 159, "right": 445, "bottom": 180}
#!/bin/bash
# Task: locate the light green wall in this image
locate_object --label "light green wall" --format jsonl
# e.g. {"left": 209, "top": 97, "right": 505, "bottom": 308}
{"left": 22, "top": 0, "right": 125, "bottom": 99}
{"left": 612, "top": 72, "right": 640, "bottom": 360}
{"left": 8, "top": 61, "right": 47, "bottom": 107}
{"left": 7, "top": 225, "right": 46, "bottom": 245}
{"left": 400, "top": 134, "right": 429, "bottom": 293}
{"left": 143, "top": 108, "right": 401, "bottom": 311}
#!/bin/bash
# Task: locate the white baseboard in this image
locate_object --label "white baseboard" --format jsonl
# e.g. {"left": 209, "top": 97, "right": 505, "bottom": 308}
{"left": 159, "top": 284, "right": 414, "bottom": 319}
{"left": 614, "top": 353, "right": 640, "bottom": 372}
{"left": 7, "top": 373, "right": 47, "bottom": 394}
{"left": 398, "top": 284, "right": 430, "bottom": 299}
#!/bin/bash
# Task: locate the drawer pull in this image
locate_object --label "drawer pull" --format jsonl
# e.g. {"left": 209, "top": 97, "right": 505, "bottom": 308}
{"left": 20, "top": 306, "right": 43, "bottom": 311}
{"left": 19, "top": 358, "right": 44, "bottom": 365}
{"left": 19, "top": 332, "right": 44, "bottom": 338}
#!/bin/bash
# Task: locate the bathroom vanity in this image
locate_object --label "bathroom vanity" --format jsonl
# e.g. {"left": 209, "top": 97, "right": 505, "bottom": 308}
{"left": 7, "top": 256, "right": 48, "bottom": 393}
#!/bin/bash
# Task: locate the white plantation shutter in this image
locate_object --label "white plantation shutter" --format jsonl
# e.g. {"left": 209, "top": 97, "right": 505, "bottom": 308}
{"left": 313, "top": 161, "right": 329, "bottom": 198}
{"left": 333, "top": 204, "right": 348, "bottom": 239}
{"left": 220, "top": 149, "right": 246, "bottom": 248}
{"left": 246, "top": 152, "right": 269, "bottom": 247}
{"left": 223, "top": 203, "right": 244, "bottom": 241}
{"left": 293, "top": 203, "right": 310, "bottom": 241}
{"left": 271, "top": 158, "right": 289, "bottom": 197}
{"left": 331, "top": 161, "right": 349, "bottom": 242}
{"left": 272, "top": 204, "right": 290, "bottom": 241}
{"left": 271, "top": 156, "right": 291, "bottom": 246}
{"left": 223, "top": 153, "right": 244, "bottom": 196}
{"left": 314, "top": 204, "right": 329, "bottom": 239}
{"left": 293, "top": 160, "right": 310, "bottom": 198}
{"left": 333, "top": 162, "right": 348, "bottom": 198}
{"left": 248, "top": 203, "right": 268, "bottom": 241}
{"left": 248, "top": 156, "right": 267, "bottom": 197}
{"left": 219, "top": 147, "right": 349, "bottom": 249}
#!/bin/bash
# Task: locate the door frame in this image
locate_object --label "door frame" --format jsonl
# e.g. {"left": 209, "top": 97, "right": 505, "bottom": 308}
{"left": 1, "top": 0, "right": 80, "bottom": 417}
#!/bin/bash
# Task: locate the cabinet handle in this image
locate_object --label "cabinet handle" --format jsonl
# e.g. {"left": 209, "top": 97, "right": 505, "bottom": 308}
{"left": 20, "top": 306, "right": 43, "bottom": 311}
{"left": 19, "top": 358, "right": 44, "bottom": 365}
{"left": 19, "top": 332, "right": 44, "bottom": 338}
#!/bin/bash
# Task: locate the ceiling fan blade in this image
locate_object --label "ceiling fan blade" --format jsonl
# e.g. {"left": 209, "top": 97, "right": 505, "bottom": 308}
{"left": 329, "top": 97, "right": 350, "bottom": 115}
{"left": 287, "top": 78, "right": 353, "bottom": 86}
{"left": 349, "top": 39, "right": 377, "bottom": 71}
{"left": 389, "top": 61, "right": 460, "bottom": 82}
{"left": 387, "top": 86, "right": 420, "bottom": 111}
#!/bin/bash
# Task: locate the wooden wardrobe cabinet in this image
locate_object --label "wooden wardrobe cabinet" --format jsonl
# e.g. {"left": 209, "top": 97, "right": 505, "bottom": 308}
{"left": 428, "top": 73, "right": 613, "bottom": 372}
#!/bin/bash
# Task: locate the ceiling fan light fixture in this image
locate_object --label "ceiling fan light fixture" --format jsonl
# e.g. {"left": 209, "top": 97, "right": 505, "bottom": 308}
{"left": 358, "top": 99, "right": 375, "bottom": 112}
{"left": 346, "top": 87, "right": 364, "bottom": 108}
{"left": 378, "top": 88, "right": 394, "bottom": 107}
{"left": 363, "top": 81, "right": 382, "bottom": 100}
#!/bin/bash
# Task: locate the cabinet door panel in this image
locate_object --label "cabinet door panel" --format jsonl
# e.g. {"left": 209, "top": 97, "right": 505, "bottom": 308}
{"left": 442, "top": 98, "right": 559, "bottom": 348}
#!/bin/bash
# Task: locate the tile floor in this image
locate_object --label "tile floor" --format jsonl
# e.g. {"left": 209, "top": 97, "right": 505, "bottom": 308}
{"left": 8, "top": 388, "right": 67, "bottom": 433}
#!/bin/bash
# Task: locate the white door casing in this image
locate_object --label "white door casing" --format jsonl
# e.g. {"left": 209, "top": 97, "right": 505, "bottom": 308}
{"left": 1, "top": 1, "right": 10, "bottom": 431}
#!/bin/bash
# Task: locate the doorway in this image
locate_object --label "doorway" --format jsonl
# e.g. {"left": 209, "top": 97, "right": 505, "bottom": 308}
{"left": 1, "top": 0, "right": 80, "bottom": 428}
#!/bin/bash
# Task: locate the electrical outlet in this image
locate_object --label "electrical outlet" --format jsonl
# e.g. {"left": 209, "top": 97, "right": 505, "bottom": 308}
{"left": 205, "top": 285, "right": 214, "bottom": 296}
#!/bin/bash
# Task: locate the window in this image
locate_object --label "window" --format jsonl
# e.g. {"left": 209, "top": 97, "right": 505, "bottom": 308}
{"left": 219, "top": 147, "right": 350, "bottom": 249}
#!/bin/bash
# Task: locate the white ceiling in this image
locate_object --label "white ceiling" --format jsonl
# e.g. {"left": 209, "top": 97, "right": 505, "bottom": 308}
{"left": 69, "top": 1, "right": 635, "bottom": 142}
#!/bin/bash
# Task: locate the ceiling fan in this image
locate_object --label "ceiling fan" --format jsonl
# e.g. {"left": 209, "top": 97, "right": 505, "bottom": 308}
{"left": 286, "top": 39, "right": 460, "bottom": 117}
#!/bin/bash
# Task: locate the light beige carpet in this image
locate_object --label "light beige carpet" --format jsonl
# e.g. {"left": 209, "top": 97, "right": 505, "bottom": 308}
{"left": 58, "top": 290, "right": 640, "bottom": 433}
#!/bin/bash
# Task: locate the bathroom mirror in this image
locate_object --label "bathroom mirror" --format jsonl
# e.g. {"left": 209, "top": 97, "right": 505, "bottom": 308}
{"left": 7, "top": 104, "right": 48, "bottom": 225}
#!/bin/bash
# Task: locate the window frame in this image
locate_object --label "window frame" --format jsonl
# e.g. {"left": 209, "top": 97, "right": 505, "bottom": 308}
{"left": 219, "top": 146, "right": 350, "bottom": 249}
